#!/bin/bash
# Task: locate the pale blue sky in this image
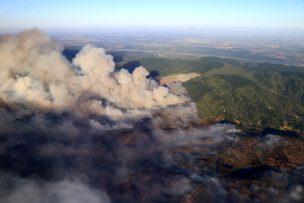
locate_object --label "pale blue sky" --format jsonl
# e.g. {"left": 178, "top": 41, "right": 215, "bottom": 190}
{"left": 1, "top": 0, "right": 304, "bottom": 32}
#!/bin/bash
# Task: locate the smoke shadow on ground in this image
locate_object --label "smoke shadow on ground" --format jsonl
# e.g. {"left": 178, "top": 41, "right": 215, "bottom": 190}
{"left": 62, "top": 48, "right": 79, "bottom": 62}
{"left": 62, "top": 49, "right": 160, "bottom": 80}
{"left": 118, "top": 60, "right": 160, "bottom": 80}
{"left": 118, "top": 61, "right": 142, "bottom": 73}
{"left": 62, "top": 48, "right": 126, "bottom": 63}
{"left": 108, "top": 51, "right": 126, "bottom": 63}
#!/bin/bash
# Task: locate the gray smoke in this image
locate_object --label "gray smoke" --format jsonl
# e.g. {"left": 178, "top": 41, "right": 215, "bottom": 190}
{"left": 0, "top": 29, "right": 236, "bottom": 203}
{"left": 0, "top": 177, "right": 110, "bottom": 203}
{"left": 1, "top": 29, "right": 301, "bottom": 203}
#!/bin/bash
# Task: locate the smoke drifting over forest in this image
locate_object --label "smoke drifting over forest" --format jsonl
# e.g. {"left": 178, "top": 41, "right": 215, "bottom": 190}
{"left": 0, "top": 29, "right": 189, "bottom": 116}
{"left": 0, "top": 29, "right": 302, "bottom": 203}
{"left": 0, "top": 29, "right": 237, "bottom": 202}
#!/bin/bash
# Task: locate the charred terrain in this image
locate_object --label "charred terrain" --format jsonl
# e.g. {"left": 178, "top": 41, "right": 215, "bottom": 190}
{"left": 0, "top": 29, "right": 304, "bottom": 203}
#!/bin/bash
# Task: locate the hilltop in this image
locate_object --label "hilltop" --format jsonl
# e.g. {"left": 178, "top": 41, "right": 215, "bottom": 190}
{"left": 117, "top": 56, "right": 304, "bottom": 134}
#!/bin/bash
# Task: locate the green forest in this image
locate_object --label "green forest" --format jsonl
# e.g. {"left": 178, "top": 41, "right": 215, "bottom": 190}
{"left": 119, "top": 56, "right": 304, "bottom": 134}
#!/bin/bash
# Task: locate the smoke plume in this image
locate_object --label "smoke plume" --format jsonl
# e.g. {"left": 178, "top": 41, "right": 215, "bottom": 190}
{"left": 0, "top": 29, "right": 187, "bottom": 119}
{"left": 1, "top": 29, "right": 302, "bottom": 203}
{"left": 0, "top": 28, "right": 208, "bottom": 203}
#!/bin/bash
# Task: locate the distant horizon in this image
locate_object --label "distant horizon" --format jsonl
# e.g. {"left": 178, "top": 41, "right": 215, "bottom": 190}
{"left": 1, "top": 0, "right": 304, "bottom": 35}
{"left": 2, "top": 25, "right": 304, "bottom": 39}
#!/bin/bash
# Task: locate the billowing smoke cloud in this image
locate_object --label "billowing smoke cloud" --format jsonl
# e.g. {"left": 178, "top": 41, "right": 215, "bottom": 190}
{"left": 0, "top": 29, "right": 206, "bottom": 202}
{"left": 0, "top": 29, "right": 188, "bottom": 119}
{"left": 0, "top": 29, "right": 303, "bottom": 203}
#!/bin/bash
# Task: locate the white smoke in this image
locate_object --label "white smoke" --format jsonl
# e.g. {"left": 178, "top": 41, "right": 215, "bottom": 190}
{"left": 2, "top": 28, "right": 302, "bottom": 203}
{"left": 0, "top": 29, "right": 188, "bottom": 118}
{"left": 0, "top": 29, "right": 201, "bottom": 202}
{"left": 0, "top": 178, "right": 111, "bottom": 203}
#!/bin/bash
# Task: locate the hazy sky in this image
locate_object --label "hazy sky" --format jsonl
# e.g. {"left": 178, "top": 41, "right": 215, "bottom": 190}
{"left": 1, "top": 0, "right": 304, "bottom": 32}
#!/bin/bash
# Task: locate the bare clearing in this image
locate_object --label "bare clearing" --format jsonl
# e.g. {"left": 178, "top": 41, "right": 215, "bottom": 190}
{"left": 160, "top": 72, "right": 201, "bottom": 85}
